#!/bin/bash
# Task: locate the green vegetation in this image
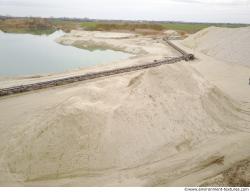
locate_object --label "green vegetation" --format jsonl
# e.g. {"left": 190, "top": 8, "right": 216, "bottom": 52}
{"left": 161, "top": 23, "right": 249, "bottom": 33}
{"left": 0, "top": 18, "right": 57, "bottom": 35}
{"left": 50, "top": 19, "right": 82, "bottom": 32}
{"left": 80, "top": 21, "right": 98, "bottom": 30}
{"left": 161, "top": 23, "right": 210, "bottom": 33}
{"left": 0, "top": 17, "right": 249, "bottom": 35}
{"left": 80, "top": 21, "right": 249, "bottom": 34}
{"left": 0, "top": 28, "right": 56, "bottom": 35}
{"left": 81, "top": 22, "right": 165, "bottom": 31}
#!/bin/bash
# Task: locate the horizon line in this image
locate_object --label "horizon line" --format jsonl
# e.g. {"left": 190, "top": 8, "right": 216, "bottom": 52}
{"left": 1, "top": 15, "right": 250, "bottom": 25}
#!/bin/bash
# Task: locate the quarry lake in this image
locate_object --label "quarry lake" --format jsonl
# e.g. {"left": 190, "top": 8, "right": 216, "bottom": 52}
{"left": 0, "top": 31, "right": 131, "bottom": 76}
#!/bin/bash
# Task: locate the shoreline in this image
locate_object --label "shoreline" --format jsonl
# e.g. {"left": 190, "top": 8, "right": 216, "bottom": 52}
{"left": 0, "top": 30, "right": 178, "bottom": 88}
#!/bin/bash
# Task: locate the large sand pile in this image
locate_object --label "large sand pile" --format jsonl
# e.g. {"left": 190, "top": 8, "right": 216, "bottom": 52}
{"left": 183, "top": 26, "right": 250, "bottom": 67}
{"left": 0, "top": 62, "right": 249, "bottom": 186}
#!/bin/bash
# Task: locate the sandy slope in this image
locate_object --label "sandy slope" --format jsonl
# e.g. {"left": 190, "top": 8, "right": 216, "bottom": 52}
{"left": 183, "top": 26, "right": 250, "bottom": 67}
{"left": 179, "top": 27, "right": 250, "bottom": 186}
{"left": 179, "top": 27, "right": 250, "bottom": 103}
{"left": 56, "top": 30, "right": 175, "bottom": 56}
{"left": 0, "top": 29, "right": 250, "bottom": 186}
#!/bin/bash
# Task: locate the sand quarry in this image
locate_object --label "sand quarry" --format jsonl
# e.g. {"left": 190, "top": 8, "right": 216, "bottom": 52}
{"left": 0, "top": 27, "right": 250, "bottom": 186}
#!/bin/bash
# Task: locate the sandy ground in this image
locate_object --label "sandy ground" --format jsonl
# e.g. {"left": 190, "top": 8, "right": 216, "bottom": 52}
{"left": 0, "top": 28, "right": 250, "bottom": 187}
{"left": 180, "top": 27, "right": 250, "bottom": 103}
{"left": 182, "top": 27, "right": 250, "bottom": 68}
{"left": 56, "top": 30, "right": 174, "bottom": 55}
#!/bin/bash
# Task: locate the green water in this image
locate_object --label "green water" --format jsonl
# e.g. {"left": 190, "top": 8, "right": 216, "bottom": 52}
{"left": 0, "top": 30, "right": 131, "bottom": 76}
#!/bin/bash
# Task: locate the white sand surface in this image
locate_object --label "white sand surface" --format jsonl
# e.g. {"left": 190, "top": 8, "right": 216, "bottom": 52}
{"left": 183, "top": 26, "right": 250, "bottom": 67}
{"left": 179, "top": 27, "right": 250, "bottom": 102}
{"left": 0, "top": 29, "right": 249, "bottom": 186}
{"left": 56, "top": 30, "right": 174, "bottom": 55}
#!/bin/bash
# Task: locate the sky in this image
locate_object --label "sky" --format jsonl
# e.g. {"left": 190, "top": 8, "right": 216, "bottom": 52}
{"left": 0, "top": 0, "right": 250, "bottom": 23}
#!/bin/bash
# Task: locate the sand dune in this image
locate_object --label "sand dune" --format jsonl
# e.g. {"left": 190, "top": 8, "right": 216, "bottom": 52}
{"left": 0, "top": 28, "right": 250, "bottom": 186}
{"left": 183, "top": 26, "right": 250, "bottom": 67}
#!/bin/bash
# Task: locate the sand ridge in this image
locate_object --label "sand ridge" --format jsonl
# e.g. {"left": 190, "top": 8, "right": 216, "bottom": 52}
{"left": 183, "top": 26, "right": 250, "bottom": 67}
